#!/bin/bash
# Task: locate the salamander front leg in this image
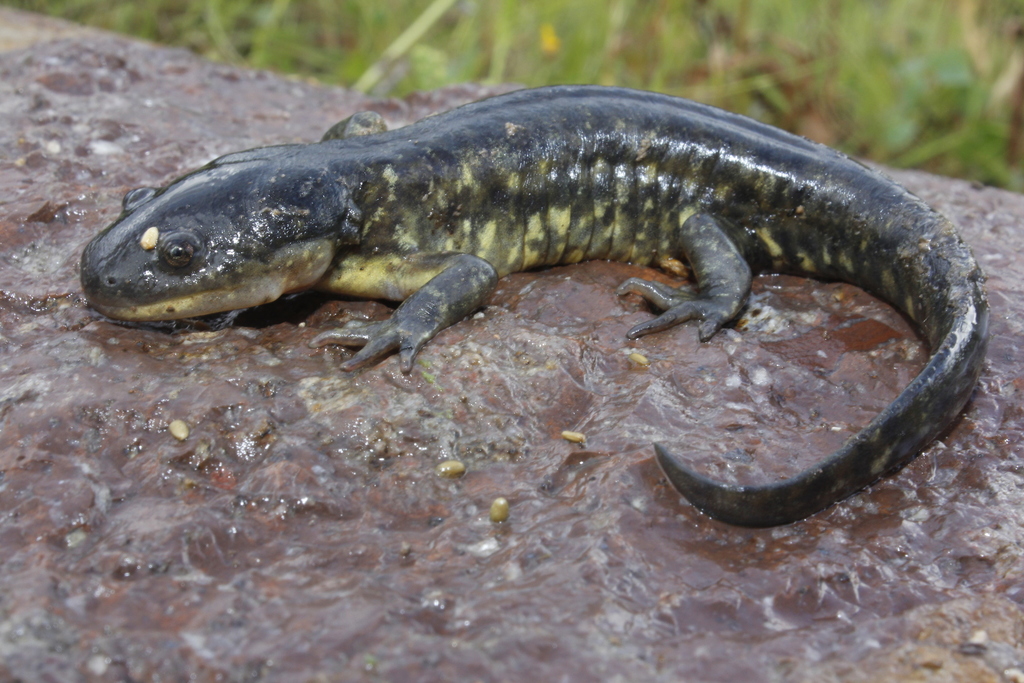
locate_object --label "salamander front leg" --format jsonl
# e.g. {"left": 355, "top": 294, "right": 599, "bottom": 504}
{"left": 311, "top": 253, "right": 498, "bottom": 372}
{"left": 617, "top": 213, "right": 751, "bottom": 341}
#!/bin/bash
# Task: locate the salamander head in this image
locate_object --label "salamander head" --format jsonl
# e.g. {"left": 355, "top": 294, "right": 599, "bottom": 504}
{"left": 81, "top": 152, "right": 361, "bottom": 321}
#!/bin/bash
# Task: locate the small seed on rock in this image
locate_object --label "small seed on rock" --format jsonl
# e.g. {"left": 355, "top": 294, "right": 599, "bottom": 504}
{"left": 628, "top": 352, "right": 650, "bottom": 366}
{"left": 139, "top": 226, "right": 159, "bottom": 250}
{"left": 1005, "top": 668, "right": 1024, "bottom": 683}
{"left": 489, "top": 497, "right": 510, "bottom": 523}
{"left": 436, "top": 460, "right": 466, "bottom": 478}
{"left": 65, "top": 528, "right": 87, "bottom": 549}
{"left": 561, "top": 430, "right": 586, "bottom": 443}
{"left": 168, "top": 419, "right": 190, "bottom": 441}
{"left": 657, "top": 255, "right": 689, "bottom": 278}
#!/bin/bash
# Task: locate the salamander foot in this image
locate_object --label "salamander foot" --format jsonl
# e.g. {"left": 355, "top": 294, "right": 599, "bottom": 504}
{"left": 617, "top": 212, "right": 752, "bottom": 342}
{"left": 310, "top": 318, "right": 427, "bottom": 372}
{"left": 617, "top": 279, "right": 738, "bottom": 341}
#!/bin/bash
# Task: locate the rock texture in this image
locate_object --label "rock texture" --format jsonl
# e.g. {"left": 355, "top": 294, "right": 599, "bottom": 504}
{"left": 1, "top": 11, "right": 1022, "bottom": 683}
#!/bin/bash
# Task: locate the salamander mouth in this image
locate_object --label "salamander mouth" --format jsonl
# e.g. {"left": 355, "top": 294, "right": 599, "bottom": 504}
{"left": 81, "top": 238, "right": 338, "bottom": 322}
{"left": 85, "top": 282, "right": 288, "bottom": 321}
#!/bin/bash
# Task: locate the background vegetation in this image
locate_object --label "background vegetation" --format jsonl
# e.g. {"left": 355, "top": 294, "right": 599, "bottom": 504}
{"left": 8, "top": 0, "right": 1024, "bottom": 189}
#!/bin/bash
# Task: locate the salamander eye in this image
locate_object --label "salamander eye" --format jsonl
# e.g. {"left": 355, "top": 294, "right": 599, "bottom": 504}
{"left": 123, "top": 187, "right": 157, "bottom": 212}
{"left": 158, "top": 232, "right": 202, "bottom": 269}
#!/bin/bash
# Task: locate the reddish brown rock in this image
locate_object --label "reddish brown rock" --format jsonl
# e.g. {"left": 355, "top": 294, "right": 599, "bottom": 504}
{"left": 1, "top": 13, "right": 1022, "bottom": 683}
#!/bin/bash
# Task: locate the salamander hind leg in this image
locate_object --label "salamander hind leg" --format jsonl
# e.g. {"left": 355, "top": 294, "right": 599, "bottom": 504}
{"left": 311, "top": 253, "right": 498, "bottom": 372}
{"left": 617, "top": 213, "right": 752, "bottom": 342}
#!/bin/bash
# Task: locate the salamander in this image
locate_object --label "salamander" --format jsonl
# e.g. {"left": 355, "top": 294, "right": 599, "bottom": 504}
{"left": 79, "top": 85, "right": 989, "bottom": 527}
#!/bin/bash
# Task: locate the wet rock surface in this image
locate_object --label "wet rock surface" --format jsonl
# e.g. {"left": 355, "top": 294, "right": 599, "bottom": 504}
{"left": 1, "top": 17, "right": 1023, "bottom": 683}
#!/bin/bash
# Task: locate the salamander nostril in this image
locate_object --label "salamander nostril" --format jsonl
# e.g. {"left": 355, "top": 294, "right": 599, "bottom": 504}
{"left": 106, "top": 276, "right": 117, "bottom": 286}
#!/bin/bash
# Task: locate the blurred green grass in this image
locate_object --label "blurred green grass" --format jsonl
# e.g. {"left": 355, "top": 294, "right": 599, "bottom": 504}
{"left": 8, "top": 0, "right": 1024, "bottom": 189}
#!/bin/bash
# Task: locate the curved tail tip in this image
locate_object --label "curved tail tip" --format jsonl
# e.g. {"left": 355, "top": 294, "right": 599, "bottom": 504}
{"left": 654, "top": 443, "right": 796, "bottom": 528}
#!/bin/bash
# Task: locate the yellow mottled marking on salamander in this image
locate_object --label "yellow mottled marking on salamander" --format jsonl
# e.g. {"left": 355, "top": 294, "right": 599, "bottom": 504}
{"left": 756, "top": 227, "right": 784, "bottom": 259}
{"left": 547, "top": 206, "right": 573, "bottom": 262}
{"left": 381, "top": 166, "right": 400, "bottom": 203}
{"left": 396, "top": 226, "right": 421, "bottom": 252}
{"left": 881, "top": 269, "right": 896, "bottom": 296}
{"left": 460, "top": 163, "right": 474, "bottom": 190}
{"left": 626, "top": 164, "right": 660, "bottom": 263}
{"left": 606, "top": 165, "right": 636, "bottom": 262}
{"left": 523, "top": 213, "right": 546, "bottom": 270}
{"left": 318, "top": 254, "right": 438, "bottom": 300}
{"left": 839, "top": 253, "right": 855, "bottom": 274}
{"left": 613, "top": 164, "right": 630, "bottom": 206}
{"left": 676, "top": 206, "right": 698, "bottom": 227}
{"left": 905, "top": 295, "right": 916, "bottom": 321}
{"left": 477, "top": 219, "right": 499, "bottom": 263}
{"left": 797, "top": 251, "right": 817, "bottom": 273}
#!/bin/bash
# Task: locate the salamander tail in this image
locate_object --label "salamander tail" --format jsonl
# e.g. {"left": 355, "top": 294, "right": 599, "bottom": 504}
{"left": 655, "top": 288, "right": 988, "bottom": 527}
